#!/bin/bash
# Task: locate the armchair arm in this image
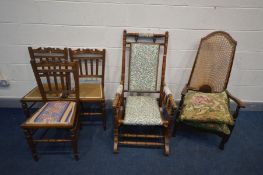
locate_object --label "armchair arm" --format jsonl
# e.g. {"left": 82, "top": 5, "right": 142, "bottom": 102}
{"left": 226, "top": 90, "right": 245, "bottom": 108}
{"left": 226, "top": 90, "right": 245, "bottom": 120}
{"left": 112, "top": 84, "right": 123, "bottom": 109}
{"left": 163, "top": 85, "right": 177, "bottom": 116}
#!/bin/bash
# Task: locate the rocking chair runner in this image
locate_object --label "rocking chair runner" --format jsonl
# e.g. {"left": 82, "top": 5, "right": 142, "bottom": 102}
{"left": 112, "top": 30, "right": 177, "bottom": 155}
{"left": 173, "top": 31, "right": 245, "bottom": 149}
{"left": 69, "top": 48, "right": 106, "bottom": 129}
{"left": 21, "top": 60, "right": 80, "bottom": 160}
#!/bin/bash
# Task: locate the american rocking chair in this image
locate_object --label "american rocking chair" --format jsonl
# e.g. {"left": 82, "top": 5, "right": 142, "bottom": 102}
{"left": 69, "top": 48, "right": 106, "bottom": 130}
{"left": 21, "top": 60, "right": 80, "bottom": 160}
{"left": 112, "top": 30, "right": 177, "bottom": 155}
{"left": 173, "top": 31, "right": 245, "bottom": 150}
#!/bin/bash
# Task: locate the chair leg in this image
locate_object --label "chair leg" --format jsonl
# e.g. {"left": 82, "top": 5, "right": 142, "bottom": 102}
{"left": 24, "top": 129, "right": 38, "bottom": 161}
{"left": 70, "top": 128, "right": 79, "bottom": 160}
{"left": 164, "top": 127, "right": 170, "bottom": 156}
{"left": 113, "top": 126, "right": 119, "bottom": 154}
{"left": 21, "top": 102, "right": 30, "bottom": 119}
{"left": 219, "top": 135, "right": 230, "bottom": 150}
{"left": 101, "top": 100, "right": 106, "bottom": 130}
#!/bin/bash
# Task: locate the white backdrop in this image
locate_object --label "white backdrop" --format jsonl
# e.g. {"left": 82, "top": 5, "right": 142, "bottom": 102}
{"left": 0, "top": 0, "right": 263, "bottom": 102}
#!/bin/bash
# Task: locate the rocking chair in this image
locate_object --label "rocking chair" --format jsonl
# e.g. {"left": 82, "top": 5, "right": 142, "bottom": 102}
{"left": 112, "top": 30, "right": 177, "bottom": 155}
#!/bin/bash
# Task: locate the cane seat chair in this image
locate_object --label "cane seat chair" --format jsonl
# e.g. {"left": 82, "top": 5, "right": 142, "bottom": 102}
{"left": 21, "top": 60, "right": 80, "bottom": 160}
{"left": 173, "top": 31, "right": 245, "bottom": 149}
{"left": 69, "top": 48, "right": 106, "bottom": 130}
{"left": 21, "top": 47, "right": 68, "bottom": 118}
{"left": 112, "top": 30, "right": 177, "bottom": 155}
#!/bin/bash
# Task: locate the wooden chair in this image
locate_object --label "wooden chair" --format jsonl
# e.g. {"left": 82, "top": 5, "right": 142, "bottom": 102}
{"left": 21, "top": 47, "right": 68, "bottom": 119}
{"left": 112, "top": 30, "right": 177, "bottom": 155}
{"left": 173, "top": 31, "right": 245, "bottom": 149}
{"left": 21, "top": 60, "right": 80, "bottom": 160}
{"left": 69, "top": 48, "right": 106, "bottom": 130}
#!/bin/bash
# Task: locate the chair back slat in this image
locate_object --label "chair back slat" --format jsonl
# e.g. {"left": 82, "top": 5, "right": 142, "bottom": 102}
{"left": 31, "top": 61, "right": 79, "bottom": 101}
{"left": 188, "top": 31, "right": 237, "bottom": 92}
{"left": 69, "top": 48, "right": 105, "bottom": 84}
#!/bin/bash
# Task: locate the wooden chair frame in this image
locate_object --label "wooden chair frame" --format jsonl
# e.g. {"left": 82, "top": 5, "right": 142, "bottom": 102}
{"left": 112, "top": 30, "right": 177, "bottom": 155}
{"left": 21, "top": 60, "right": 80, "bottom": 161}
{"left": 172, "top": 31, "right": 245, "bottom": 149}
{"left": 21, "top": 47, "right": 68, "bottom": 119}
{"left": 69, "top": 48, "right": 106, "bottom": 130}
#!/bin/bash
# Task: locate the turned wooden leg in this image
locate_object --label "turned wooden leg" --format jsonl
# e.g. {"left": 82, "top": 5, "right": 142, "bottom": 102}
{"left": 113, "top": 126, "right": 119, "bottom": 154}
{"left": 101, "top": 100, "right": 106, "bottom": 130}
{"left": 24, "top": 129, "right": 38, "bottom": 161}
{"left": 21, "top": 101, "right": 30, "bottom": 119}
{"left": 164, "top": 127, "right": 170, "bottom": 156}
{"left": 70, "top": 128, "right": 79, "bottom": 160}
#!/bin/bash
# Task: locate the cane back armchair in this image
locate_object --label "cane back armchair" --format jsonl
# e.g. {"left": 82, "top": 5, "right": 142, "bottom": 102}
{"left": 113, "top": 30, "right": 177, "bottom": 155}
{"left": 69, "top": 48, "right": 106, "bottom": 129}
{"left": 21, "top": 47, "right": 68, "bottom": 118}
{"left": 21, "top": 60, "right": 80, "bottom": 160}
{"left": 173, "top": 31, "right": 245, "bottom": 149}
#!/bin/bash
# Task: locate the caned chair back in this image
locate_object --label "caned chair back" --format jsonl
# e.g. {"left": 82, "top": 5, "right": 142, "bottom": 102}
{"left": 69, "top": 48, "right": 105, "bottom": 85}
{"left": 28, "top": 47, "right": 68, "bottom": 63}
{"left": 30, "top": 60, "right": 79, "bottom": 101}
{"left": 121, "top": 30, "right": 169, "bottom": 95}
{"left": 188, "top": 31, "right": 237, "bottom": 93}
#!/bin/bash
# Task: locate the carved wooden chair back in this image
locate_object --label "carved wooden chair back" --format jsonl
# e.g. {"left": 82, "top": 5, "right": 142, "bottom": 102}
{"left": 187, "top": 31, "right": 237, "bottom": 93}
{"left": 28, "top": 47, "right": 68, "bottom": 63}
{"left": 69, "top": 48, "right": 105, "bottom": 86}
{"left": 30, "top": 60, "right": 79, "bottom": 102}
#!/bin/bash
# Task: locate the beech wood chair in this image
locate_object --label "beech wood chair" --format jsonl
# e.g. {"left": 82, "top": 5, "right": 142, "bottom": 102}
{"left": 21, "top": 60, "right": 80, "bottom": 161}
{"left": 69, "top": 48, "right": 106, "bottom": 130}
{"left": 173, "top": 31, "right": 245, "bottom": 150}
{"left": 21, "top": 47, "right": 68, "bottom": 119}
{"left": 112, "top": 30, "right": 177, "bottom": 155}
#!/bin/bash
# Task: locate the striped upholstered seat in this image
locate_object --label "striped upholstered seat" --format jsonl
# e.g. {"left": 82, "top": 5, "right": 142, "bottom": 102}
{"left": 24, "top": 101, "right": 76, "bottom": 127}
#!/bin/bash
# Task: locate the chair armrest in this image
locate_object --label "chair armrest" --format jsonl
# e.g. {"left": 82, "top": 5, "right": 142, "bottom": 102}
{"left": 112, "top": 84, "right": 123, "bottom": 109}
{"left": 226, "top": 90, "right": 245, "bottom": 108}
{"left": 163, "top": 86, "right": 177, "bottom": 116}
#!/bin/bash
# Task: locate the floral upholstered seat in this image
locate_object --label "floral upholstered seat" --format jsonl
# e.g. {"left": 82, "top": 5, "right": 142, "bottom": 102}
{"left": 124, "top": 96, "right": 163, "bottom": 125}
{"left": 179, "top": 90, "right": 234, "bottom": 134}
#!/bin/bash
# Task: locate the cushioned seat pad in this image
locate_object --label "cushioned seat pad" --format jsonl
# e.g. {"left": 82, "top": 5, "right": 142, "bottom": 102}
{"left": 184, "top": 121, "right": 231, "bottom": 135}
{"left": 124, "top": 96, "right": 162, "bottom": 125}
{"left": 180, "top": 91, "right": 234, "bottom": 126}
{"left": 25, "top": 101, "right": 76, "bottom": 125}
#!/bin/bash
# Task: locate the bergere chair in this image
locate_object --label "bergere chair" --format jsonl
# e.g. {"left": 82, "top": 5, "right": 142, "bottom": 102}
{"left": 21, "top": 60, "right": 80, "bottom": 160}
{"left": 173, "top": 31, "right": 245, "bottom": 149}
{"left": 21, "top": 47, "right": 68, "bottom": 119}
{"left": 112, "top": 30, "right": 177, "bottom": 155}
{"left": 69, "top": 48, "right": 106, "bottom": 129}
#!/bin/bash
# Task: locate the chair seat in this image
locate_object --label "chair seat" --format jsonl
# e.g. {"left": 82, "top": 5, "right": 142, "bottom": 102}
{"left": 22, "top": 83, "right": 103, "bottom": 101}
{"left": 23, "top": 101, "right": 76, "bottom": 127}
{"left": 22, "top": 84, "right": 62, "bottom": 101}
{"left": 79, "top": 83, "right": 103, "bottom": 100}
{"left": 124, "top": 96, "right": 163, "bottom": 125}
{"left": 180, "top": 90, "right": 234, "bottom": 126}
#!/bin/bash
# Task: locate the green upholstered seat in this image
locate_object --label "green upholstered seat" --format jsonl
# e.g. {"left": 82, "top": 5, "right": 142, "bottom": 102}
{"left": 124, "top": 96, "right": 162, "bottom": 125}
